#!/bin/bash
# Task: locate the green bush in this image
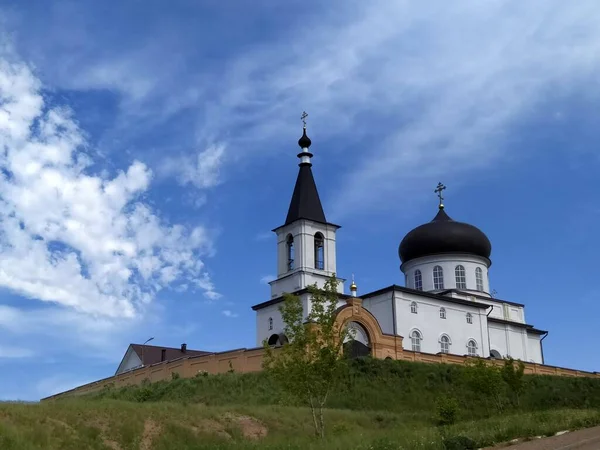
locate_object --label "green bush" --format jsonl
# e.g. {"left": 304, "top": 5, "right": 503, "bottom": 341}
{"left": 436, "top": 395, "right": 459, "bottom": 425}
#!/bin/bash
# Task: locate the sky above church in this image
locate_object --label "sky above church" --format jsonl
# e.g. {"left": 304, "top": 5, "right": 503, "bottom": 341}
{"left": 0, "top": 1, "right": 599, "bottom": 400}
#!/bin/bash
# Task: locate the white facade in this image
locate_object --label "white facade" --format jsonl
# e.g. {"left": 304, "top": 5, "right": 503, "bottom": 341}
{"left": 269, "top": 219, "right": 344, "bottom": 299}
{"left": 402, "top": 254, "right": 491, "bottom": 296}
{"left": 363, "top": 288, "right": 490, "bottom": 358}
{"left": 255, "top": 217, "right": 545, "bottom": 362}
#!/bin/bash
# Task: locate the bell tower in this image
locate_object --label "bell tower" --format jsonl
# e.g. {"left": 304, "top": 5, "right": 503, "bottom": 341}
{"left": 269, "top": 113, "right": 344, "bottom": 298}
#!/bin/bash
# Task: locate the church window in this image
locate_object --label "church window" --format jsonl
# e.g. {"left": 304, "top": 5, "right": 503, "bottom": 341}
{"left": 466, "top": 313, "right": 473, "bottom": 324}
{"left": 286, "top": 234, "right": 295, "bottom": 271}
{"left": 410, "top": 301, "right": 418, "bottom": 314}
{"left": 455, "top": 265, "right": 467, "bottom": 289}
{"left": 414, "top": 270, "right": 422, "bottom": 290}
{"left": 467, "top": 339, "right": 477, "bottom": 357}
{"left": 433, "top": 266, "right": 444, "bottom": 289}
{"left": 439, "top": 307, "right": 446, "bottom": 319}
{"left": 268, "top": 317, "right": 273, "bottom": 331}
{"left": 475, "top": 267, "right": 484, "bottom": 292}
{"left": 440, "top": 335, "right": 450, "bottom": 354}
{"left": 490, "top": 349, "right": 502, "bottom": 359}
{"left": 314, "top": 233, "right": 324, "bottom": 270}
{"left": 410, "top": 330, "right": 422, "bottom": 352}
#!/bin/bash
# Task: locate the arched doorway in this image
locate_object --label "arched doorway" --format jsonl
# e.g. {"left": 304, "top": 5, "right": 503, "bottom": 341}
{"left": 343, "top": 321, "right": 371, "bottom": 359}
{"left": 490, "top": 349, "right": 502, "bottom": 359}
{"left": 267, "top": 333, "right": 289, "bottom": 347}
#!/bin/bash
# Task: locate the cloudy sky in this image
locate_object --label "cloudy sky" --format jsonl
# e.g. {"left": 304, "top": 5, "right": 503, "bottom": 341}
{"left": 0, "top": 1, "right": 599, "bottom": 400}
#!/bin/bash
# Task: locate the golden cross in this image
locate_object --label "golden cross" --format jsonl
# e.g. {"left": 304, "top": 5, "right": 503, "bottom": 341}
{"left": 434, "top": 182, "right": 446, "bottom": 208}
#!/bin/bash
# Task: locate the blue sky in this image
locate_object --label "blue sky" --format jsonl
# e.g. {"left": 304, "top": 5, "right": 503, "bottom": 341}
{"left": 0, "top": 0, "right": 599, "bottom": 400}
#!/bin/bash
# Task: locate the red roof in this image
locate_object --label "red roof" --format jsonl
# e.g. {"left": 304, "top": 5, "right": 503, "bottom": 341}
{"left": 130, "top": 343, "right": 209, "bottom": 366}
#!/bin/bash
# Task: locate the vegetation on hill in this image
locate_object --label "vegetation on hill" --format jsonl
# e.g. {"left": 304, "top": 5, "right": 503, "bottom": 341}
{"left": 0, "top": 357, "right": 599, "bottom": 448}
{"left": 7, "top": 357, "right": 580, "bottom": 449}
{"left": 93, "top": 357, "right": 600, "bottom": 419}
{"left": 1, "top": 399, "right": 599, "bottom": 450}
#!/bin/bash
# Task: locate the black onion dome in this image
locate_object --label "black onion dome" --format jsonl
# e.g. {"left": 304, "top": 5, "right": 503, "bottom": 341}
{"left": 399, "top": 208, "right": 492, "bottom": 264}
{"left": 298, "top": 127, "right": 312, "bottom": 148}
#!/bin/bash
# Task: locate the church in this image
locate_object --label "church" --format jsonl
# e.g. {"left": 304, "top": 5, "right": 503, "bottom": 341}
{"left": 251, "top": 119, "right": 548, "bottom": 364}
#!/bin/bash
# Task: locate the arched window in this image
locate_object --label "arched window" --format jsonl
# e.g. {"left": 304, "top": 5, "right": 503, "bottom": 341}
{"left": 410, "top": 330, "right": 422, "bottom": 352}
{"left": 467, "top": 339, "right": 477, "bottom": 357}
{"left": 286, "top": 234, "right": 295, "bottom": 271}
{"left": 439, "top": 307, "right": 446, "bottom": 319}
{"left": 475, "top": 267, "right": 484, "bottom": 292}
{"left": 433, "top": 266, "right": 444, "bottom": 290}
{"left": 314, "top": 233, "right": 324, "bottom": 270}
{"left": 466, "top": 313, "right": 473, "bottom": 324}
{"left": 455, "top": 265, "right": 466, "bottom": 289}
{"left": 410, "top": 301, "right": 418, "bottom": 314}
{"left": 268, "top": 317, "right": 273, "bottom": 330}
{"left": 490, "top": 349, "right": 502, "bottom": 359}
{"left": 414, "top": 270, "right": 422, "bottom": 291}
{"left": 440, "top": 335, "right": 450, "bottom": 354}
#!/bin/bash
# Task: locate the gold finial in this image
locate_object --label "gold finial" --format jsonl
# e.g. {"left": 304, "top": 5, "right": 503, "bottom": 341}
{"left": 434, "top": 182, "right": 446, "bottom": 210}
{"left": 350, "top": 273, "right": 357, "bottom": 291}
{"left": 301, "top": 111, "right": 308, "bottom": 128}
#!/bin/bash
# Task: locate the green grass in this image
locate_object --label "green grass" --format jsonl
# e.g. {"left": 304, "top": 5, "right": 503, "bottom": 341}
{"left": 92, "top": 358, "right": 600, "bottom": 420}
{"left": 2, "top": 358, "right": 600, "bottom": 449}
{"left": 1, "top": 400, "right": 599, "bottom": 450}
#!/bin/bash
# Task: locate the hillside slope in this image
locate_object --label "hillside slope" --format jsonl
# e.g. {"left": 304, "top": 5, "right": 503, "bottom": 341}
{"left": 5, "top": 358, "right": 600, "bottom": 449}
{"left": 1, "top": 401, "right": 600, "bottom": 450}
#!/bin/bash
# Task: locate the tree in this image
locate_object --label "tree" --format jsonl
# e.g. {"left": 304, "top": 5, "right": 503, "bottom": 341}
{"left": 462, "top": 358, "right": 506, "bottom": 413}
{"left": 262, "top": 274, "right": 351, "bottom": 438}
{"left": 501, "top": 357, "right": 525, "bottom": 407}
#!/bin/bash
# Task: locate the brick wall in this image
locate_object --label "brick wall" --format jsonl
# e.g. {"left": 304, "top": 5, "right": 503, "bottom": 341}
{"left": 42, "top": 344, "right": 600, "bottom": 401}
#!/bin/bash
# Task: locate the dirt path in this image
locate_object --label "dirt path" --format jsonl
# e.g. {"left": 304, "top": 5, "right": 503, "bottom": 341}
{"left": 484, "top": 426, "right": 600, "bottom": 450}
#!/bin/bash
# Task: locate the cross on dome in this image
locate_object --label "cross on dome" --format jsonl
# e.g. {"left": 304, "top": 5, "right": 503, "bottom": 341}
{"left": 434, "top": 182, "right": 446, "bottom": 210}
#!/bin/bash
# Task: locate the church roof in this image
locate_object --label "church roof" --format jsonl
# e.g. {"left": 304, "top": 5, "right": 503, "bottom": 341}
{"left": 399, "top": 207, "right": 492, "bottom": 264}
{"left": 251, "top": 284, "right": 491, "bottom": 311}
{"left": 284, "top": 164, "right": 327, "bottom": 225}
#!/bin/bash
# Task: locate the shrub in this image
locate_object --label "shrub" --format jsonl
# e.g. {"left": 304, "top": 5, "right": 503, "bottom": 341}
{"left": 436, "top": 395, "right": 459, "bottom": 426}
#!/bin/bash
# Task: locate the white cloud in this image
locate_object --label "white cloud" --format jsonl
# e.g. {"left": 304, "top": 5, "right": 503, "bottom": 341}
{"left": 0, "top": 52, "right": 220, "bottom": 318}
{"left": 209, "top": 1, "right": 600, "bottom": 218}
{"left": 260, "top": 275, "right": 275, "bottom": 285}
{"left": 160, "top": 144, "right": 226, "bottom": 190}
{"left": 221, "top": 310, "right": 238, "bottom": 318}
{"left": 6, "top": 1, "right": 600, "bottom": 219}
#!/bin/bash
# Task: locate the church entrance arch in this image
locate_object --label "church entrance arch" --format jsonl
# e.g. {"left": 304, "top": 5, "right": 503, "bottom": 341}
{"left": 267, "top": 333, "right": 289, "bottom": 347}
{"left": 343, "top": 321, "right": 371, "bottom": 359}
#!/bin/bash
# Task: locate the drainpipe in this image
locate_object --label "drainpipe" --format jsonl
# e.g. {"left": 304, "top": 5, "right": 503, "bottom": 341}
{"left": 540, "top": 331, "right": 549, "bottom": 365}
{"left": 486, "top": 306, "right": 493, "bottom": 358}
{"left": 391, "top": 289, "right": 398, "bottom": 357}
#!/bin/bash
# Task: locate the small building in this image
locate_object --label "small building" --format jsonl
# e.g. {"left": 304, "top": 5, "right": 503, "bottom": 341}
{"left": 115, "top": 343, "right": 209, "bottom": 375}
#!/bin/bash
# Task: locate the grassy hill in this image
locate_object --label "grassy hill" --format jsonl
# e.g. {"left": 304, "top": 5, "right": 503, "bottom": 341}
{"left": 2, "top": 358, "right": 600, "bottom": 449}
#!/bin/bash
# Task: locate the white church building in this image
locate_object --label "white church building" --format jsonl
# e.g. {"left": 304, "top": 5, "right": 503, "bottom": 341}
{"left": 252, "top": 122, "right": 548, "bottom": 364}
